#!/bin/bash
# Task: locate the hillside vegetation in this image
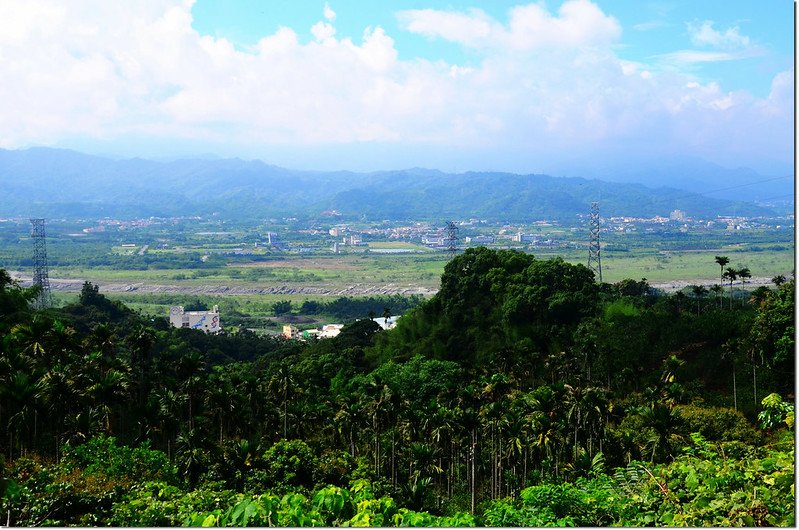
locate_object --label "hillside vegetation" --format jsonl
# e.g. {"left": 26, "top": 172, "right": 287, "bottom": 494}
{"left": 0, "top": 249, "right": 794, "bottom": 526}
{"left": 0, "top": 147, "right": 774, "bottom": 220}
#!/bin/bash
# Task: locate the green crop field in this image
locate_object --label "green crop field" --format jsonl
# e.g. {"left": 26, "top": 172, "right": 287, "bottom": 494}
{"left": 39, "top": 244, "right": 794, "bottom": 291}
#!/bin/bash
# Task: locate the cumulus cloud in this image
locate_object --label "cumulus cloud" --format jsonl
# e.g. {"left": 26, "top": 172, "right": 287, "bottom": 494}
{"left": 688, "top": 20, "right": 750, "bottom": 50}
{"left": 323, "top": 2, "right": 336, "bottom": 22}
{"left": 0, "top": 0, "right": 791, "bottom": 173}
{"left": 397, "top": 0, "right": 621, "bottom": 51}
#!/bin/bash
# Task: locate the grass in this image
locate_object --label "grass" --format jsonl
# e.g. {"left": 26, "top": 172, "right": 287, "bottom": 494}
{"left": 45, "top": 246, "right": 793, "bottom": 290}
{"left": 596, "top": 248, "right": 794, "bottom": 283}
{"left": 40, "top": 243, "right": 792, "bottom": 327}
{"left": 367, "top": 241, "right": 430, "bottom": 250}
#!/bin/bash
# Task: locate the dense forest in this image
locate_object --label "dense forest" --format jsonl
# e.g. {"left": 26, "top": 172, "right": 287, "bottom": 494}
{"left": 0, "top": 248, "right": 794, "bottom": 526}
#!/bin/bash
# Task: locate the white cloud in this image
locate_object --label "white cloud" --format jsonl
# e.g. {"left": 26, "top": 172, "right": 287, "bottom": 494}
{"left": 397, "top": 8, "right": 496, "bottom": 48}
{"left": 323, "top": 2, "right": 336, "bottom": 22}
{"left": 632, "top": 21, "right": 666, "bottom": 32}
{"left": 654, "top": 49, "right": 763, "bottom": 65}
{"left": 397, "top": 0, "right": 621, "bottom": 51}
{"left": 688, "top": 20, "right": 750, "bottom": 50}
{"left": 0, "top": 0, "right": 790, "bottom": 173}
{"left": 311, "top": 21, "right": 336, "bottom": 42}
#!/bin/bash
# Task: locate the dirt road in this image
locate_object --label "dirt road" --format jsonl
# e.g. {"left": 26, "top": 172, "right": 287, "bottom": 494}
{"left": 10, "top": 274, "right": 438, "bottom": 297}
{"left": 11, "top": 272, "right": 778, "bottom": 298}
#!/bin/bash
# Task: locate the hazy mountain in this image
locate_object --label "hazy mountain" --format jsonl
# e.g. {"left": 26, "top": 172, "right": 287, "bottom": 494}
{"left": 557, "top": 154, "right": 793, "bottom": 203}
{"left": 0, "top": 147, "right": 777, "bottom": 221}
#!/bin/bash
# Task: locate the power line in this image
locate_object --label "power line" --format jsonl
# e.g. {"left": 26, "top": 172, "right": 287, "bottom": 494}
{"left": 663, "top": 175, "right": 793, "bottom": 202}
{"left": 752, "top": 193, "right": 794, "bottom": 203}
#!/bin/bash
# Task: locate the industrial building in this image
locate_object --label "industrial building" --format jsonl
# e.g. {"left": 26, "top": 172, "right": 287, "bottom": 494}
{"left": 169, "top": 305, "right": 221, "bottom": 334}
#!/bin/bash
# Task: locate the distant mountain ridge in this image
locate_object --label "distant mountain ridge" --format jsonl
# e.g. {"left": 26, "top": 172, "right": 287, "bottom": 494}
{"left": 558, "top": 154, "right": 793, "bottom": 203}
{"left": 0, "top": 147, "right": 779, "bottom": 221}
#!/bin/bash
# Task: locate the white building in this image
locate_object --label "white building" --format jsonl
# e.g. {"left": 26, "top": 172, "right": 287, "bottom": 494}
{"left": 319, "top": 324, "right": 344, "bottom": 338}
{"left": 169, "top": 306, "right": 221, "bottom": 333}
{"left": 290, "top": 324, "right": 343, "bottom": 340}
{"left": 372, "top": 316, "right": 399, "bottom": 330}
{"left": 465, "top": 235, "right": 495, "bottom": 245}
{"left": 512, "top": 232, "right": 537, "bottom": 243}
{"left": 669, "top": 209, "right": 687, "bottom": 221}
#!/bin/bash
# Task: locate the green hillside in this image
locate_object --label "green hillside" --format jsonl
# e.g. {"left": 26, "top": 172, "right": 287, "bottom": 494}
{"left": 0, "top": 251, "right": 794, "bottom": 526}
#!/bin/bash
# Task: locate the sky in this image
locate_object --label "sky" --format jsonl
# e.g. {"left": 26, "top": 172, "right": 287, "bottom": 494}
{"left": 0, "top": 0, "right": 794, "bottom": 175}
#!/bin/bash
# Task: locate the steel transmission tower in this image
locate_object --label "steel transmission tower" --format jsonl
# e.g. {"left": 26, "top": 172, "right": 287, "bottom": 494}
{"left": 30, "top": 218, "right": 53, "bottom": 309}
{"left": 587, "top": 203, "right": 602, "bottom": 282}
{"left": 444, "top": 221, "right": 459, "bottom": 259}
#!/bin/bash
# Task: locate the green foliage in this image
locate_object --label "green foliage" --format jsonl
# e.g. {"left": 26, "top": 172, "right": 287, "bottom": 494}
{"left": 271, "top": 300, "right": 293, "bottom": 316}
{"left": 745, "top": 279, "right": 795, "bottom": 389}
{"left": 368, "top": 355, "right": 461, "bottom": 404}
{"left": 259, "top": 440, "right": 318, "bottom": 495}
{"left": 380, "top": 248, "right": 598, "bottom": 365}
{"left": 603, "top": 298, "right": 640, "bottom": 319}
{"left": 0, "top": 262, "right": 794, "bottom": 526}
{"left": 483, "top": 479, "right": 629, "bottom": 527}
{"left": 482, "top": 438, "right": 795, "bottom": 527}
{"left": 109, "top": 481, "right": 239, "bottom": 527}
{"left": 62, "top": 435, "right": 180, "bottom": 485}
{"left": 758, "top": 393, "right": 795, "bottom": 430}
{"left": 675, "top": 405, "right": 760, "bottom": 443}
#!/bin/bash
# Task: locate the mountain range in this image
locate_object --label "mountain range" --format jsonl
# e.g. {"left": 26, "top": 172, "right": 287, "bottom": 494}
{"left": 0, "top": 147, "right": 788, "bottom": 222}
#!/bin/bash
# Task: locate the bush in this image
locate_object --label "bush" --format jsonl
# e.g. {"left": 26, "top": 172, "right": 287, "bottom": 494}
{"left": 676, "top": 405, "right": 760, "bottom": 443}
{"left": 257, "top": 440, "right": 318, "bottom": 495}
{"left": 62, "top": 435, "right": 180, "bottom": 485}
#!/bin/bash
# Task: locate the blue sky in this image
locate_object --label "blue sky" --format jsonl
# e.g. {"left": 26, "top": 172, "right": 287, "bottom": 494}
{"left": 0, "top": 1, "right": 794, "bottom": 176}
{"left": 191, "top": 0, "right": 793, "bottom": 98}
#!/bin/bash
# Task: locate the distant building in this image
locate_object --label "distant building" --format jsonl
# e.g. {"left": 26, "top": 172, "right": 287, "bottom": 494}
{"left": 283, "top": 325, "right": 300, "bottom": 340}
{"left": 422, "top": 235, "right": 445, "bottom": 246}
{"left": 512, "top": 232, "right": 537, "bottom": 243}
{"left": 372, "top": 316, "right": 399, "bottom": 330}
{"left": 319, "top": 324, "right": 343, "bottom": 338}
{"left": 669, "top": 209, "right": 686, "bottom": 221}
{"left": 266, "top": 232, "right": 290, "bottom": 250}
{"left": 465, "top": 235, "right": 495, "bottom": 245}
{"left": 169, "top": 306, "right": 221, "bottom": 334}
{"left": 291, "top": 324, "right": 343, "bottom": 340}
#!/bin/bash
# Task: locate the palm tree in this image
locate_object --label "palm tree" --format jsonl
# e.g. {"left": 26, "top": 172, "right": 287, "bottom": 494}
{"left": 737, "top": 267, "right": 751, "bottom": 306}
{"left": 8, "top": 316, "right": 51, "bottom": 362}
{"left": 714, "top": 256, "right": 729, "bottom": 307}
{"left": 86, "top": 368, "right": 130, "bottom": 433}
{"left": 45, "top": 319, "right": 78, "bottom": 366}
{"left": 723, "top": 267, "right": 738, "bottom": 309}
{"left": 205, "top": 372, "right": 235, "bottom": 443}
{"left": 639, "top": 404, "right": 682, "bottom": 462}
{"left": 4, "top": 371, "right": 38, "bottom": 458}
{"left": 86, "top": 323, "right": 117, "bottom": 360}
{"left": 691, "top": 285, "right": 708, "bottom": 316}
{"left": 673, "top": 291, "right": 686, "bottom": 314}
{"left": 772, "top": 274, "right": 786, "bottom": 286}
{"left": 176, "top": 428, "right": 210, "bottom": 487}
{"left": 334, "top": 396, "right": 361, "bottom": 457}
{"left": 155, "top": 388, "right": 185, "bottom": 458}
{"left": 709, "top": 284, "right": 723, "bottom": 308}
{"left": 37, "top": 367, "right": 78, "bottom": 460}
{"left": 268, "top": 366, "right": 295, "bottom": 439}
